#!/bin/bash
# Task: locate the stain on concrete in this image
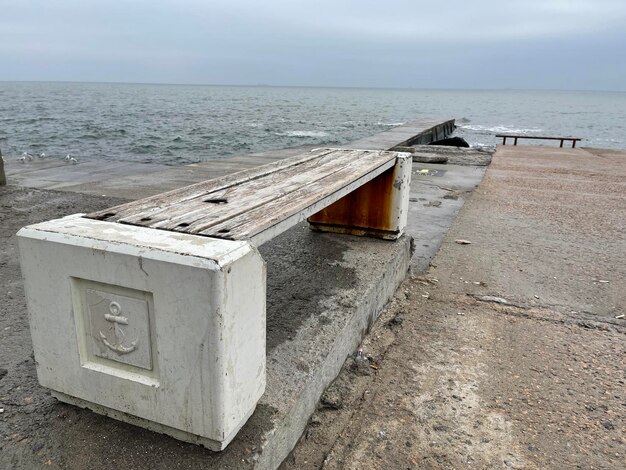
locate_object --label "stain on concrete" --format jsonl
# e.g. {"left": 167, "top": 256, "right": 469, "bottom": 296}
{"left": 260, "top": 226, "right": 357, "bottom": 351}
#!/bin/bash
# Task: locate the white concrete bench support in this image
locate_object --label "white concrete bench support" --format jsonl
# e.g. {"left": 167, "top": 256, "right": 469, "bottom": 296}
{"left": 18, "top": 217, "right": 265, "bottom": 450}
{"left": 17, "top": 149, "right": 411, "bottom": 451}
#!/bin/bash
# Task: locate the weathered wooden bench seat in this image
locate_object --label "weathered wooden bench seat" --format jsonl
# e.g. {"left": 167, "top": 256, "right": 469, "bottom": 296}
{"left": 87, "top": 148, "right": 411, "bottom": 244}
{"left": 17, "top": 148, "right": 411, "bottom": 451}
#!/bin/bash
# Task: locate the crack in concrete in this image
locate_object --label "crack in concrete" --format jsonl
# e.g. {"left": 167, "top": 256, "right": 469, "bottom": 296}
{"left": 468, "top": 297, "right": 626, "bottom": 334}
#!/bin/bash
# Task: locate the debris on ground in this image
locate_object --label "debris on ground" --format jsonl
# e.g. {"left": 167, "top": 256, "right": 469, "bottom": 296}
{"left": 424, "top": 200, "right": 442, "bottom": 207}
{"left": 475, "top": 295, "right": 511, "bottom": 305}
{"left": 413, "top": 154, "right": 448, "bottom": 164}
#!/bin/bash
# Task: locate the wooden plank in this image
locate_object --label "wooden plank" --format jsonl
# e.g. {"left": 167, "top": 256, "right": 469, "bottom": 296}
{"left": 85, "top": 148, "right": 402, "bottom": 245}
{"left": 195, "top": 154, "right": 397, "bottom": 243}
{"left": 87, "top": 148, "right": 337, "bottom": 222}
{"left": 117, "top": 150, "right": 370, "bottom": 231}
{"left": 243, "top": 161, "right": 397, "bottom": 246}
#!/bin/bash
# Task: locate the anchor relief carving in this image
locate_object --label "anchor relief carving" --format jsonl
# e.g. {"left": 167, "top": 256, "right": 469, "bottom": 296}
{"left": 99, "top": 301, "right": 137, "bottom": 354}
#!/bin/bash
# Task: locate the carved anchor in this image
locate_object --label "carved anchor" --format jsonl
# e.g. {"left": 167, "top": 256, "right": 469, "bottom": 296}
{"left": 99, "top": 301, "right": 137, "bottom": 354}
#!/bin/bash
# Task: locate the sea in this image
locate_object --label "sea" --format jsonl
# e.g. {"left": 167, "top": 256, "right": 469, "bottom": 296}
{"left": 1, "top": 82, "right": 624, "bottom": 165}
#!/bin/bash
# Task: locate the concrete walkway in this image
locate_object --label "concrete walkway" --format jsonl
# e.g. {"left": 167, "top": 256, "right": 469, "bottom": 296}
{"left": 284, "top": 145, "right": 625, "bottom": 469}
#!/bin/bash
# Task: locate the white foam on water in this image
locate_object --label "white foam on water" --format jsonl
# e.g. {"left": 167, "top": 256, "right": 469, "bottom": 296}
{"left": 376, "top": 122, "right": 405, "bottom": 127}
{"left": 459, "top": 124, "right": 543, "bottom": 134}
{"left": 274, "top": 130, "right": 329, "bottom": 138}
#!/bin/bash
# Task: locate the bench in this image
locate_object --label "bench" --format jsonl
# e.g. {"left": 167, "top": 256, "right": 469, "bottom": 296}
{"left": 17, "top": 148, "right": 412, "bottom": 451}
{"left": 496, "top": 134, "right": 582, "bottom": 148}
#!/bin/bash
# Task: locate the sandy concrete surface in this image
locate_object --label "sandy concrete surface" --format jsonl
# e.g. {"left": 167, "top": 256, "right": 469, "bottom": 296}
{"left": 407, "top": 161, "right": 487, "bottom": 273}
{"left": 2, "top": 145, "right": 624, "bottom": 469}
{"left": 283, "top": 146, "right": 625, "bottom": 469}
{"left": 0, "top": 186, "right": 412, "bottom": 470}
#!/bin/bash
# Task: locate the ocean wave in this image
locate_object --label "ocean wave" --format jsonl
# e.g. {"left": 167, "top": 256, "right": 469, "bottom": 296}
{"left": 78, "top": 128, "right": 127, "bottom": 140}
{"left": 130, "top": 143, "right": 159, "bottom": 154}
{"left": 376, "top": 122, "right": 405, "bottom": 127}
{"left": 274, "top": 130, "right": 329, "bottom": 138}
{"left": 459, "top": 125, "right": 542, "bottom": 134}
{"left": 6, "top": 117, "right": 57, "bottom": 125}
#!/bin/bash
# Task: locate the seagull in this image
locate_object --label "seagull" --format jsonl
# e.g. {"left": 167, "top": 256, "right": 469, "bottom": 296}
{"left": 64, "top": 154, "right": 71, "bottom": 162}
{"left": 22, "top": 151, "right": 34, "bottom": 161}
{"left": 39, "top": 152, "right": 46, "bottom": 159}
{"left": 70, "top": 157, "right": 78, "bottom": 165}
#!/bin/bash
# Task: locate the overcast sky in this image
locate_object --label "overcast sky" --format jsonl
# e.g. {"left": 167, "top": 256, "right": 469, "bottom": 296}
{"left": 1, "top": 0, "right": 625, "bottom": 90}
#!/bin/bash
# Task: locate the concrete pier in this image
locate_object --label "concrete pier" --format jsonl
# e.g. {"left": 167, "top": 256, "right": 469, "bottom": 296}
{"left": 347, "top": 118, "right": 455, "bottom": 150}
{"left": 0, "top": 117, "right": 494, "bottom": 470}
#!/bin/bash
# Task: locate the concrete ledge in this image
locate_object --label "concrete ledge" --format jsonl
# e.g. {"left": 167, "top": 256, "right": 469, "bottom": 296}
{"left": 411, "top": 145, "right": 494, "bottom": 166}
{"left": 347, "top": 119, "right": 455, "bottom": 151}
{"left": 255, "top": 229, "right": 411, "bottom": 469}
{"left": 179, "top": 225, "right": 411, "bottom": 468}
{"left": 396, "top": 120, "right": 456, "bottom": 147}
{"left": 50, "top": 391, "right": 255, "bottom": 451}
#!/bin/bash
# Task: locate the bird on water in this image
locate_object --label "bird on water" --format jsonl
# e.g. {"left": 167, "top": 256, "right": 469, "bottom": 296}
{"left": 21, "top": 151, "right": 34, "bottom": 162}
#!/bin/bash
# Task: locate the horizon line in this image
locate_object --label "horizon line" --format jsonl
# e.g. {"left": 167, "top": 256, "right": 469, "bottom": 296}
{"left": 1, "top": 79, "right": 624, "bottom": 94}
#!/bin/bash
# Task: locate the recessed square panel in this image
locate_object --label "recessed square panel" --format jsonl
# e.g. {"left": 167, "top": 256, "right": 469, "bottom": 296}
{"left": 74, "top": 280, "right": 154, "bottom": 371}
{"left": 86, "top": 288, "right": 152, "bottom": 369}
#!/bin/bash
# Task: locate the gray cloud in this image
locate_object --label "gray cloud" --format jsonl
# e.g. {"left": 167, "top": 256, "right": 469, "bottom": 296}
{"left": 1, "top": 0, "right": 625, "bottom": 90}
